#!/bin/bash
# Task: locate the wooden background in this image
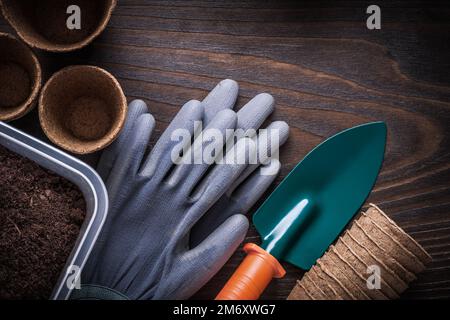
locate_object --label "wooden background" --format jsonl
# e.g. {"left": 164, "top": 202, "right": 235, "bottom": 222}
{"left": 1, "top": 0, "right": 449, "bottom": 299}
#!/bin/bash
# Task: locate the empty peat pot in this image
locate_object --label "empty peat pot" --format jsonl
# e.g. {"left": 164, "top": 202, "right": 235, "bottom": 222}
{"left": 0, "top": 0, "right": 117, "bottom": 52}
{"left": 0, "top": 32, "right": 41, "bottom": 121}
{"left": 39, "top": 65, "right": 127, "bottom": 154}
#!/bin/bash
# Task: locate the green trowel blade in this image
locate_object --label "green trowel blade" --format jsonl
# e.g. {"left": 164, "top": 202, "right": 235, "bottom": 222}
{"left": 253, "top": 122, "right": 386, "bottom": 270}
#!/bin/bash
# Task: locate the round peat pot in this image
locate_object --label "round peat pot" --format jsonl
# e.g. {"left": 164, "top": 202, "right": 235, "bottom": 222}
{"left": 39, "top": 65, "right": 127, "bottom": 154}
{"left": 0, "top": 32, "right": 41, "bottom": 121}
{"left": 0, "top": 0, "right": 116, "bottom": 52}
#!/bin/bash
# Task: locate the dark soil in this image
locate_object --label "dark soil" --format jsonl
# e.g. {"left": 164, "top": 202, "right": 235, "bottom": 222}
{"left": 0, "top": 145, "right": 86, "bottom": 299}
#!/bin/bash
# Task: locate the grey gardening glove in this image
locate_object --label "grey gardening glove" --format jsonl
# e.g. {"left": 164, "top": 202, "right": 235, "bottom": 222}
{"left": 76, "top": 80, "right": 289, "bottom": 300}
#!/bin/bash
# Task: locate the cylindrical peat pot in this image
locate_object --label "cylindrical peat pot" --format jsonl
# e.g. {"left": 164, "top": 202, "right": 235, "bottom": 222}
{"left": 0, "top": 0, "right": 117, "bottom": 52}
{"left": 0, "top": 32, "right": 41, "bottom": 121}
{"left": 39, "top": 65, "right": 127, "bottom": 154}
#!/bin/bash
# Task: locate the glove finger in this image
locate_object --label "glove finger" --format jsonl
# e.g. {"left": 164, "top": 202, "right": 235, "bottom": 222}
{"left": 139, "top": 100, "right": 203, "bottom": 180}
{"left": 220, "top": 92, "right": 273, "bottom": 156}
{"left": 189, "top": 161, "right": 279, "bottom": 248}
{"left": 191, "top": 121, "right": 288, "bottom": 246}
{"left": 194, "top": 119, "right": 288, "bottom": 208}
{"left": 96, "top": 100, "right": 148, "bottom": 181}
{"left": 231, "top": 159, "right": 281, "bottom": 213}
{"left": 202, "top": 79, "right": 239, "bottom": 124}
{"left": 192, "top": 137, "right": 257, "bottom": 215}
{"left": 162, "top": 214, "right": 248, "bottom": 300}
{"left": 236, "top": 93, "right": 274, "bottom": 132}
{"left": 167, "top": 109, "right": 237, "bottom": 192}
{"left": 106, "top": 113, "right": 155, "bottom": 199}
{"left": 184, "top": 94, "right": 276, "bottom": 199}
{"left": 229, "top": 121, "right": 289, "bottom": 193}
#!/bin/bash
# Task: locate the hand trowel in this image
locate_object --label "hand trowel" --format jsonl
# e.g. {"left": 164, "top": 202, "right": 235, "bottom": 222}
{"left": 216, "top": 122, "right": 387, "bottom": 300}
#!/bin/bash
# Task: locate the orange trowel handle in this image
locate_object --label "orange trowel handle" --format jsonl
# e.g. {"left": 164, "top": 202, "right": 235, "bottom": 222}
{"left": 215, "top": 243, "right": 286, "bottom": 300}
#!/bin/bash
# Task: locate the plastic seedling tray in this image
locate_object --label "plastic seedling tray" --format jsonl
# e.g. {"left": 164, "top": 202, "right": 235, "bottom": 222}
{"left": 0, "top": 121, "right": 108, "bottom": 300}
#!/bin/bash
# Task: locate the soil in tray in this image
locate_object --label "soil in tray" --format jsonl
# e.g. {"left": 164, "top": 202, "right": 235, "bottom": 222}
{"left": 0, "top": 145, "right": 86, "bottom": 299}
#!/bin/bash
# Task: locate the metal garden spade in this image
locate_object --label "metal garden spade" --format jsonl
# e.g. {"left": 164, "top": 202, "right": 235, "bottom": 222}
{"left": 216, "top": 122, "right": 387, "bottom": 300}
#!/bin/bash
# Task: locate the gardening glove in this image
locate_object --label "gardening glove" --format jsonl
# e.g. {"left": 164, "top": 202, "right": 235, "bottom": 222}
{"left": 75, "top": 80, "right": 289, "bottom": 300}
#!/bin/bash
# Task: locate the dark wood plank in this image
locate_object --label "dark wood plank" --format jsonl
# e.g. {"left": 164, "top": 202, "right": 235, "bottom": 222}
{"left": 1, "top": 0, "right": 449, "bottom": 299}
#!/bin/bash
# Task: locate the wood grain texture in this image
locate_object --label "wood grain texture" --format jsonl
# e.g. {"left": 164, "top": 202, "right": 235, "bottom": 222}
{"left": 1, "top": 0, "right": 449, "bottom": 299}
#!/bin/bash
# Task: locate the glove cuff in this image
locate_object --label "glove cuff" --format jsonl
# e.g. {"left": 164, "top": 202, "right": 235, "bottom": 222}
{"left": 70, "top": 284, "right": 129, "bottom": 300}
